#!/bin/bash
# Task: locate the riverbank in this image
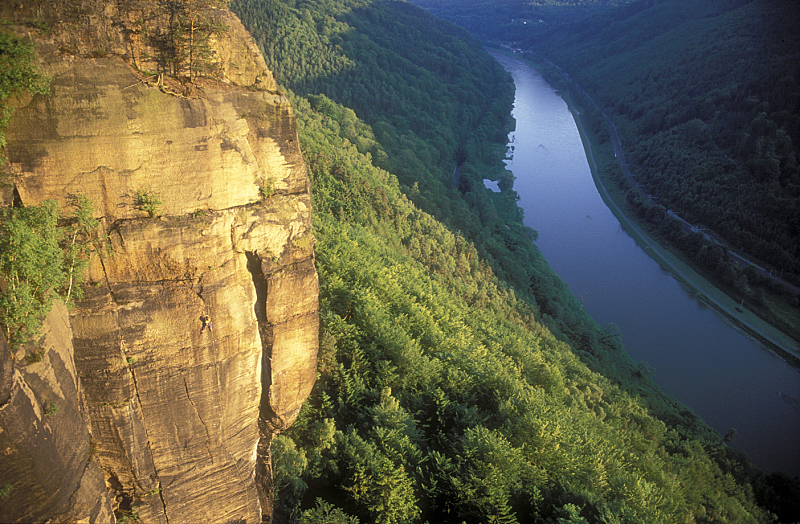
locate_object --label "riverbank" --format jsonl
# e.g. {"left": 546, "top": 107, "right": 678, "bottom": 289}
{"left": 559, "top": 72, "right": 800, "bottom": 367}
{"left": 577, "top": 104, "right": 800, "bottom": 363}
{"left": 491, "top": 47, "right": 800, "bottom": 367}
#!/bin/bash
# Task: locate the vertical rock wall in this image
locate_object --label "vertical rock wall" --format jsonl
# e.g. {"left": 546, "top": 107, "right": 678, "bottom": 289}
{"left": 0, "top": 2, "right": 318, "bottom": 522}
{"left": 0, "top": 303, "right": 115, "bottom": 523}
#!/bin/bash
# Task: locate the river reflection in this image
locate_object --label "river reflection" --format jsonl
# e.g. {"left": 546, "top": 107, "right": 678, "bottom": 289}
{"left": 491, "top": 51, "right": 800, "bottom": 477}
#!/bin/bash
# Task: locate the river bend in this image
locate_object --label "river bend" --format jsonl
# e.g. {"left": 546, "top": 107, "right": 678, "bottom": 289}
{"left": 491, "top": 51, "right": 800, "bottom": 477}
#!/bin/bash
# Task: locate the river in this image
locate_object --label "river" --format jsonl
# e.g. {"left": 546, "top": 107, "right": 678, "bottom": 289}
{"left": 490, "top": 51, "right": 800, "bottom": 477}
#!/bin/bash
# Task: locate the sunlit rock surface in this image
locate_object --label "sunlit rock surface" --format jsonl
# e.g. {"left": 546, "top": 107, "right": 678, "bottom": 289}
{"left": 0, "top": 2, "right": 318, "bottom": 522}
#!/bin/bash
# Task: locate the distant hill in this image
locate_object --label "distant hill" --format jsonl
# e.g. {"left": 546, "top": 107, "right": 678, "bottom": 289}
{"left": 408, "top": 0, "right": 633, "bottom": 42}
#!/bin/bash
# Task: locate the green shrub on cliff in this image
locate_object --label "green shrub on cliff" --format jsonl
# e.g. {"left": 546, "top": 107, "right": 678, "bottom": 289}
{"left": 0, "top": 200, "right": 65, "bottom": 346}
{"left": 0, "top": 196, "right": 99, "bottom": 347}
{"left": 133, "top": 188, "right": 163, "bottom": 218}
{"left": 0, "top": 27, "right": 64, "bottom": 347}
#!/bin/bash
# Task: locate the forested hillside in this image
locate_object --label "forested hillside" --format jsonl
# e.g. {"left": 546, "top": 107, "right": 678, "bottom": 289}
{"left": 230, "top": 0, "right": 799, "bottom": 522}
{"left": 233, "top": 0, "right": 651, "bottom": 405}
{"left": 284, "top": 95, "right": 782, "bottom": 522}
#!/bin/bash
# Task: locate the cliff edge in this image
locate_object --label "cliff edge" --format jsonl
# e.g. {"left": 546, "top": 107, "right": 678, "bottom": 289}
{"left": 0, "top": 1, "right": 318, "bottom": 522}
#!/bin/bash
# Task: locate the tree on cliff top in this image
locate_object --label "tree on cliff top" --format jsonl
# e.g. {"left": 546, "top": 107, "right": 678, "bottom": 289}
{"left": 172, "top": 0, "right": 230, "bottom": 83}
{"left": 146, "top": 0, "right": 230, "bottom": 87}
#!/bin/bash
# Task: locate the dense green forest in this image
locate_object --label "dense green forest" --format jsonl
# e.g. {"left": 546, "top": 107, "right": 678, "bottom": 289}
{"left": 233, "top": 0, "right": 648, "bottom": 394}
{"left": 233, "top": 0, "right": 590, "bottom": 337}
{"left": 230, "top": 0, "right": 535, "bottom": 286}
{"left": 230, "top": 0, "right": 800, "bottom": 522}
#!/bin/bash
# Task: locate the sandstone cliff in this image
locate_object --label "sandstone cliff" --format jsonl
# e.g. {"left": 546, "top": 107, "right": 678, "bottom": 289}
{"left": 0, "top": 2, "right": 318, "bottom": 522}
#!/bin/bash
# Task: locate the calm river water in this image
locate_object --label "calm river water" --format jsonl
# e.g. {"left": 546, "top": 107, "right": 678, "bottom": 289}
{"left": 491, "top": 51, "right": 800, "bottom": 477}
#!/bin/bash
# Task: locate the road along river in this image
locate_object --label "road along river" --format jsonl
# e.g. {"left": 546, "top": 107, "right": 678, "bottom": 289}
{"left": 490, "top": 51, "right": 800, "bottom": 477}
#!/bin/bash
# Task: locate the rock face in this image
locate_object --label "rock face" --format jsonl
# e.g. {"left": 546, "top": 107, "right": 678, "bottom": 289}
{"left": 0, "top": 303, "right": 115, "bottom": 523}
{"left": 0, "top": 2, "right": 318, "bottom": 522}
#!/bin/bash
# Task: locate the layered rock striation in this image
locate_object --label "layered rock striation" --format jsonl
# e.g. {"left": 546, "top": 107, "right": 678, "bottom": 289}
{"left": 0, "top": 2, "right": 318, "bottom": 522}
